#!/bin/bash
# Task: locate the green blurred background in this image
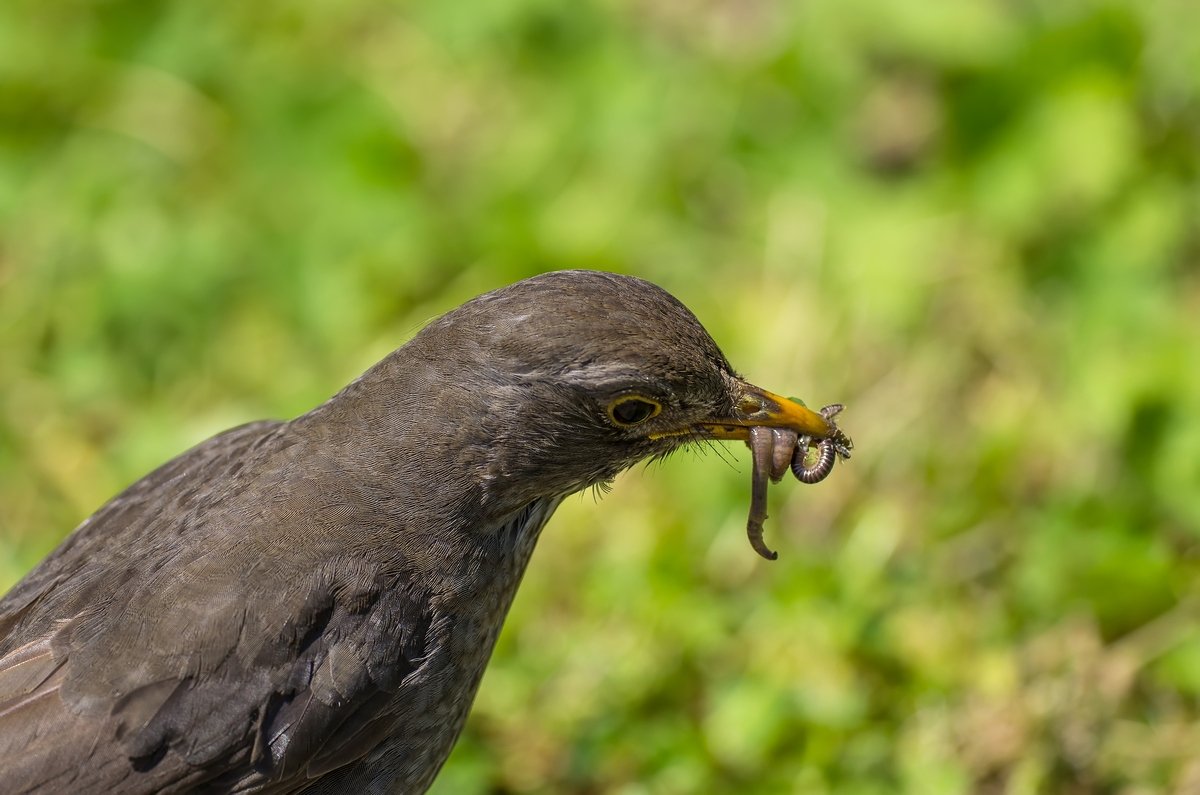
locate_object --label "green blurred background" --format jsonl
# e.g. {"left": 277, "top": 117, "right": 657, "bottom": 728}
{"left": 2, "top": 1, "right": 1199, "bottom": 792}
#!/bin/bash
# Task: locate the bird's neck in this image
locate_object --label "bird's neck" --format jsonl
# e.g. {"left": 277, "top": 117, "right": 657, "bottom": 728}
{"left": 289, "top": 348, "right": 563, "bottom": 549}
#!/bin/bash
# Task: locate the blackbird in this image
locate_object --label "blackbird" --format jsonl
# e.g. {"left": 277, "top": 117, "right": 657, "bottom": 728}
{"left": 0, "top": 270, "right": 841, "bottom": 794}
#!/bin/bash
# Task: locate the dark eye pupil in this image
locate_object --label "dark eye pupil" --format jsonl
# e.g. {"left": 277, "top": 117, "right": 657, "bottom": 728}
{"left": 613, "top": 399, "right": 656, "bottom": 425}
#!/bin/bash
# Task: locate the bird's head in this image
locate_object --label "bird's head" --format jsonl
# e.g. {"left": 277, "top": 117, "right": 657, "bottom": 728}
{"left": 381, "top": 270, "right": 838, "bottom": 514}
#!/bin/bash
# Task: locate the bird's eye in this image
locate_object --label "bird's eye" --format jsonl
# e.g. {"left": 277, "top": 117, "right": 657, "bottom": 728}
{"left": 607, "top": 396, "right": 662, "bottom": 427}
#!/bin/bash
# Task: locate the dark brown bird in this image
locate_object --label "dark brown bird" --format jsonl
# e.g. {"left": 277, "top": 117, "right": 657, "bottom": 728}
{"left": 0, "top": 270, "right": 840, "bottom": 794}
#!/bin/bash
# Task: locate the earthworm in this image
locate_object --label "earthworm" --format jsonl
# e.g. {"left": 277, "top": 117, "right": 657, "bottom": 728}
{"left": 769, "top": 428, "right": 798, "bottom": 483}
{"left": 743, "top": 403, "right": 854, "bottom": 560}
{"left": 746, "top": 426, "right": 779, "bottom": 560}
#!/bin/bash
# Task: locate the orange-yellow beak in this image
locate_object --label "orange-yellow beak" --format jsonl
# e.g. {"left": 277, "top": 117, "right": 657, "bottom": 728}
{"left": 652, "top": 381, "right": 835, "bottom": 442}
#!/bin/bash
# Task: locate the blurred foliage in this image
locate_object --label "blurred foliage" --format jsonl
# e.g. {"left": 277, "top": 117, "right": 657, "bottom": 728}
{"left": 2, "top": 0, "right": 1200, "bottom": 792}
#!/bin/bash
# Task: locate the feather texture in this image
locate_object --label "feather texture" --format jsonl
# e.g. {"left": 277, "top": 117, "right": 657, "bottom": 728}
{"left": 0, "top": 271, "right": 743, "bottom": 793}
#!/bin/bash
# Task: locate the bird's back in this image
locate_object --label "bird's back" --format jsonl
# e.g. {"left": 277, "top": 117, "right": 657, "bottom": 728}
{"left": 0, "top": 416, "right": 517, "bottom": 793}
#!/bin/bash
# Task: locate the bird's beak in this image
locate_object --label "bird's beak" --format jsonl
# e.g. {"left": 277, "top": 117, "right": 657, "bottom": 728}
{"left": 652, "top": 382, "right": 835, "bottom": 442}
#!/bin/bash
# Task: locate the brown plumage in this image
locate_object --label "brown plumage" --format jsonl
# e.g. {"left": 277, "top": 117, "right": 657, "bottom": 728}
{"left": 0, "top": 270, "right": 845, "bottom": 794}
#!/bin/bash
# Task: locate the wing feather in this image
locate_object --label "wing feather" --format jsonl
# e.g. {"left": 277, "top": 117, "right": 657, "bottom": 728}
{"left": 0, "top": 420, "right": 439, "bottom": 793}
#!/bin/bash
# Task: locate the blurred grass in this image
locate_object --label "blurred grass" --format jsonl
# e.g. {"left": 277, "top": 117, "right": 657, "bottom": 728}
{"left": 3, "top": 0, "right": 1200, "bottom": 792}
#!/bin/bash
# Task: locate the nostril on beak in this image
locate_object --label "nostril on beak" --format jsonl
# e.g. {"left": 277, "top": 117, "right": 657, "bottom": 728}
{"left": 737, "top": 395, "right": 763, "bottom": 415}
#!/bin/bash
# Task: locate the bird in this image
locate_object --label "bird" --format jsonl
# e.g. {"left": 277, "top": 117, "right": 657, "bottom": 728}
{"left": 0, "top": 270, "right": 840, "bottom": 794}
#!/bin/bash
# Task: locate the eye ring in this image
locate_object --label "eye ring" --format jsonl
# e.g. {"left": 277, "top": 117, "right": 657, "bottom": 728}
{"left": 607, "top": 395, "right": 662, "bottom": 427}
